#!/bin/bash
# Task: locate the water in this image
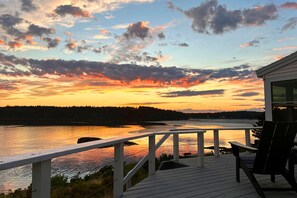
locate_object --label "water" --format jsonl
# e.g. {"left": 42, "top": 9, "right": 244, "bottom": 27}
{"left": 0, "top": 119, "right": 256, "bottom": 193}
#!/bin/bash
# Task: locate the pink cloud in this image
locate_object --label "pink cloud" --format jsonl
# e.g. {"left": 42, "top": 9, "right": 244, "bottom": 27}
{"left": 281, "top": 2, "right": 297, "bottom": 9}
{"left": 272, "top": 46, "right": 297, "bottom": 51}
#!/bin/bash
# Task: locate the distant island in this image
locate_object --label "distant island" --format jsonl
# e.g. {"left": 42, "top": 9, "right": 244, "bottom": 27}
{"left": 0, "top": 106, "right": 262, "bottom": 126}
{"left": 188, "top": 111, "right": 262, "bottom": 119}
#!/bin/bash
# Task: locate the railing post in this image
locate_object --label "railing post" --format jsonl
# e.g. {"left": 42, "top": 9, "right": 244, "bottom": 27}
{"left": 245, "top": 129, "right": 251, "bottom": 146}
{"left": 114, "top": 142, "right": 124, "bottom": 198}
{"left": 148, "top": 135, "right": 155, "bottom": 176}
{"left": 173, "top": 133, "right": 179, "bottom": 161}
{"left": 197, "top": 132, "right": 205, "bottom": 168}
{"left": 213, "top": 129, "right": 220, "bottom": 157}
{"left": 32, "top": 159, "right": 51, "bottom": 198}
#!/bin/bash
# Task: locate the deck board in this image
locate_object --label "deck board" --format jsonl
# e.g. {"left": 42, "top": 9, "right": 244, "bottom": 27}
{"left": 123, "top": 154, "right": 297, "bottom": 198}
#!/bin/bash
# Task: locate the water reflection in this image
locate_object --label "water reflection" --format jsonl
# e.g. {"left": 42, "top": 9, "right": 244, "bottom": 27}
{"left": 0, "top": 119, "right": 256, "bottom": 193}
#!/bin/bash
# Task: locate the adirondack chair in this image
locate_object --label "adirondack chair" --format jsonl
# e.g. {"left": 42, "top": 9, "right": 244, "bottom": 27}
{"left": 229, "top": 121, "right": 297, "bottom": 198}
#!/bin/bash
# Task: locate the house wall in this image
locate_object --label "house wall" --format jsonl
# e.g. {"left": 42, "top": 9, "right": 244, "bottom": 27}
{"left": 262, "top": 61, "right": 297, "bottom": 121}
{"left": 264, "top": 61, "right": 297, "bottom": 80}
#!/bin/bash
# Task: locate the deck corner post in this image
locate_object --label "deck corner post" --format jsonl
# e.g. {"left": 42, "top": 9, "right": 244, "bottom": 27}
{"left": 148, "top": 135, "right": 156, "bottom": 176}
{"left": 173, "top": 133, "right": 179, "bottom": 161}
{"left": 213, "top": 129, "right": 220, "bottom": 157}
{"left": 245, "top": 129, "right": 251, "bottom": 146}
{"left": 197, "top": 132, "right": 205, "bottom": 168}
{"left": 114, "top": 142, "right": 124, "bottom": 198}
{"left": 32, "top": 159, "right": 51, "bottom": 198}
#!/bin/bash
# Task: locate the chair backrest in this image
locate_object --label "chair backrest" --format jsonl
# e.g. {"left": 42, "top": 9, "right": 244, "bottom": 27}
{"left": 253, "top": 121, "right": 297, "bottom": 174}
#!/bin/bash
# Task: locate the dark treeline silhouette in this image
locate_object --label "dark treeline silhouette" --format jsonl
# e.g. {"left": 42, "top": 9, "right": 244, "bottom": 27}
{"left": 0, "top": 106, "right": 188, "bottom": 126}
{"left": 189, "top": 111, "right": 262, "bottom": 119}
{"left": 0, "top": 106, "right": 262, "bottom": 126}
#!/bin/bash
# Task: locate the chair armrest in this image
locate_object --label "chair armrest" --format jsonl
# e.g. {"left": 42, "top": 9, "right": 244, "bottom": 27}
{"left": 229, "top": 141, "right": 258, "bottom": 156}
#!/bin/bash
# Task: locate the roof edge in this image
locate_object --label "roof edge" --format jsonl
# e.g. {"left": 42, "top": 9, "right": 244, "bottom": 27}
{"left": 256, "top": 51, "right": 297, "bottom": 78}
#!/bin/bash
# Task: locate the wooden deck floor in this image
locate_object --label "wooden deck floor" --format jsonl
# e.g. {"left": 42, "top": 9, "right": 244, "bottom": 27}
{"left": 123, "top": 154, "right": 297, "bottom": 198}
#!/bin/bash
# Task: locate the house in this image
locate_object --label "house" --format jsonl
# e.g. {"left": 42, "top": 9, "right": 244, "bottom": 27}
{"left": 256, "top": 51, "right": 297, "bottom": 122}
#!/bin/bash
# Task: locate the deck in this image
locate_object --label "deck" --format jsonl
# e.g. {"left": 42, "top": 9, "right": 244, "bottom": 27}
{"left": 123, "top": 154, "right": 297, "bottom": 198}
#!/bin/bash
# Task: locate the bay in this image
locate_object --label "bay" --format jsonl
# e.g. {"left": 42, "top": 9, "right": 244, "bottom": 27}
{"left": 0, "top": 119, "right": 256, "bottom": 193}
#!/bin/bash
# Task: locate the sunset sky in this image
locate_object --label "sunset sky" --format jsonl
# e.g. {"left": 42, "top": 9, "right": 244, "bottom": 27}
{"left": 0, "top": 0, "right": 297, "bottom": 112}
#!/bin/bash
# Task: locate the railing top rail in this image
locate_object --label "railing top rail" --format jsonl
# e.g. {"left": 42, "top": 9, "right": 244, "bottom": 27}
{"left": 0, "top": 133, "right": 149, "bottom": 170}
{"left": 0, "top": 129, "right": 205, "bottom": 170}
{"left": 0, "top": 127, "right": 258, "bottom": 170}
{"left": 170, "top": 127, "right": 261, "bottom": 131}
{"left": 155, "top": 129, "right": 206, "bottom": 135}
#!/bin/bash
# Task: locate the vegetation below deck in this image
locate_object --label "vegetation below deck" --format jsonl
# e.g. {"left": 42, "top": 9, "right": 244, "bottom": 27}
{"left": 0, "top": 154, "right": 176, "bottom": 198}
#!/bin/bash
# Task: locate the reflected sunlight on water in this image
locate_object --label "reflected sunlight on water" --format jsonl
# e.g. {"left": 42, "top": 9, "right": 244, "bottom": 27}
{"left": 0, "top": 119, "right": 256, "bottom": 193}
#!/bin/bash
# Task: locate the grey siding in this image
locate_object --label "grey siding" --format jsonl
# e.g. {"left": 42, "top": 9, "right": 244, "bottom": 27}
{"left": 265, "top": 61, "right": 297, "bottom": 79}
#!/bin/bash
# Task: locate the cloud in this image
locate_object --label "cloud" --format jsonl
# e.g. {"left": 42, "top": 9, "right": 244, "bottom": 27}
{"left": 241, "top": 4, "right": 277, "bottom": 26}
{"left": 64, "top": 39, "right": 92, "bottom": 53}
{"left": 167, "top": 0, "right": 175, "bottom": 10}
{"left": 123, "top": 21, "right": 150, "bottom": 40}
{"left": 8, "top": 41, "right": 23, "bottom": 48}
{"left": 93, "top": 29, "right": 112, "bottom": 39}
{"left": 93, "top": 34, "right": 112, "bottom": 40}
{"left": 0, "top": 80, "right": 18, "bottom": 90}
{"left": 65, "top": 41, "right": 76, "bottom": 51}
{"left": 273, "top": 55, "right": 284, "bottom": 61}
{"left": 240, "top": 37, "right": 264, "bottom": 48}
{"left": 160, "top": 89, "right": 225, "bottom": 97}
{"left": 20, "top": 0, "right": 38, "bottom": 12}
{"left": 27, "top": 24, "right": 55, "bottom": 37}
{"left": 277, "top": 37, "right": 295, "bottom": 42}
{"left": 234, "top": 91, "right": 259, "bottom": 97}
{"left": 64, "top": 31, "right": 72, "bottom": 37}
{"left": 272, "top": 46, "right": 297, "bottom": 51}
{"left": 0, "top": 53, "right": 256, "bottom": 88}
{"left": 0, "top": 13, "right": 57, "bottom": 50}
{"left": 106, "top": 21, "right": 168, "bottom": 64}
{"left": 43, "top": 37, "right": 60, "bottom": 48}
{"left": 178, "top": 43, "right": 189, "bottom": 47}
{"left": 112, "top": 23, "right": 130, "bottom": 29}
{"left": 93, "top": 47, "right": 102, "bottom": 54}
{"left": 281, "top": 17, "right": 297, "bottom": 32}
{"left": 0, "top": 14, "right": 23, "bottom": 29}
{"left": 254, "top": 98, "right": 264, "bottom": 102}
{"left": 179, "top": 0, "right": 277, "bottom": 34}
{"left": 280, "top": 2, "right": 297, "bottom": 9}
{"left": 0, "top": 14, "right": 25, "bottom": 38}
{"left": 52, "top": 5, "right": 91, "bottom": 18}
{"left": 125, "top": 102, "right": 170, "bottom": 105}
{"left": 157, "top": 32, "right": 165, "bottom": 40}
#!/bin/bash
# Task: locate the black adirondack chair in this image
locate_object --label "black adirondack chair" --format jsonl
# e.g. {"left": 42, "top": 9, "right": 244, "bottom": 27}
{"left": 229, "top": 121, "right": 297, "bottom": 198}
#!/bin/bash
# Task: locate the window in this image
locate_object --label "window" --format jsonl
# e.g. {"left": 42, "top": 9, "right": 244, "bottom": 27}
{"left": 272, "top": 79, "right": 297, "bottom": 121}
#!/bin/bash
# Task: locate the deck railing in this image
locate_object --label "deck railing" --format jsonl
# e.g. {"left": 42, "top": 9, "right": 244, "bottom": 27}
{"left": 0, "top": 127, "right": 260, "bottom": 198}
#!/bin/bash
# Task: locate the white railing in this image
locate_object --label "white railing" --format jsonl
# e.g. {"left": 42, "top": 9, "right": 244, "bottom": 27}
{"left": 0, "top": 127, "right": 260, "bottom": 198}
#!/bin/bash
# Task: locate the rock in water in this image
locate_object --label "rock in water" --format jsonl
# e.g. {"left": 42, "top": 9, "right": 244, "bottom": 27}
{"left": 77, "top": 137, "right": 102, "bottom": 143}
{"left": 77, "top": 137, "right": 138, "bottom": 146}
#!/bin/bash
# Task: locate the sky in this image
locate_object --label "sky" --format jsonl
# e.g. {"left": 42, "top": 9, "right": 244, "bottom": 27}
{"left": 0, "top": 0, "right": 297, "bottom": 112}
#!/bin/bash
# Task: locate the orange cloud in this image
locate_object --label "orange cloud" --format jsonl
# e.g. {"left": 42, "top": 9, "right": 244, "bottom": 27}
{"left": 0, "top": 40, "right": 5, "bottom": 45}
{"left": 273, "top": 55, "right": 284, "bottom": 60}
{"left": 99, "top": 29, "right": 110, "bottom": 35}
{"left": 8, "top": 41, "right": 23, "bottom": 48}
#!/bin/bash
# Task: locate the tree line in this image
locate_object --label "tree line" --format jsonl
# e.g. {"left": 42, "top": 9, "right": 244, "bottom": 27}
{"left": 0, "top": 106, "right": 188, "bottom": 125}
{"left": 189, "top": 111, "right": 262, "bottom": 119}
{"left": 0, "top": 106, "right": 262, "bottom": 126}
